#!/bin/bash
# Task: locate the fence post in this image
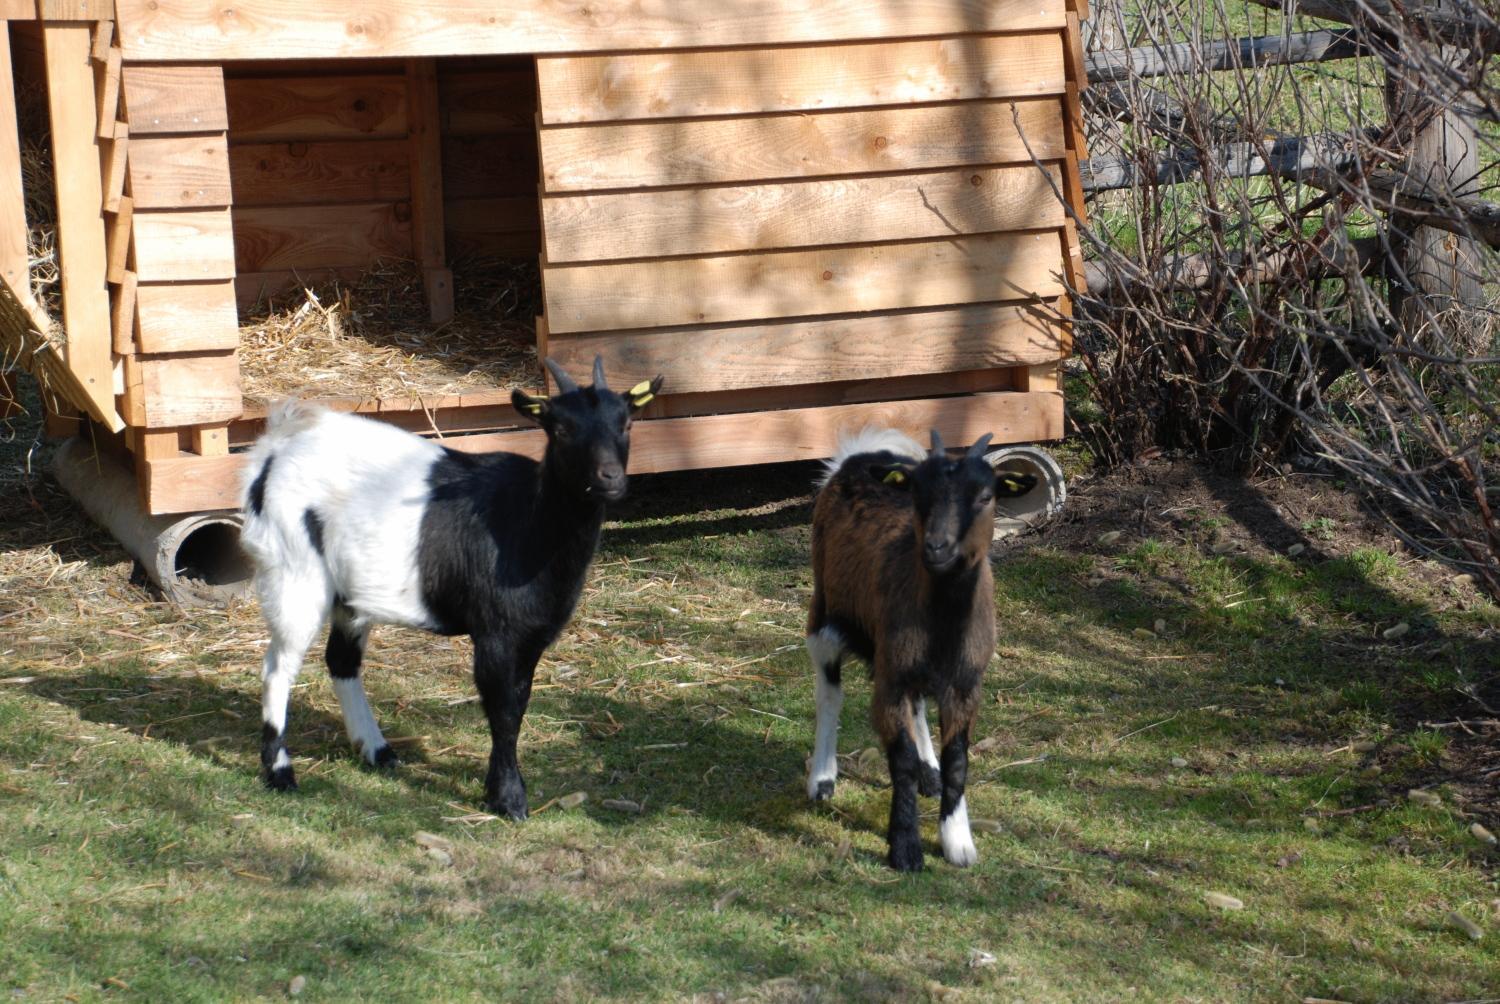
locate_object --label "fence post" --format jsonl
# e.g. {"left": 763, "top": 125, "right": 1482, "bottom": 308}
{"left": 1383, "top": 2, "right": 1484, "bottom": 329}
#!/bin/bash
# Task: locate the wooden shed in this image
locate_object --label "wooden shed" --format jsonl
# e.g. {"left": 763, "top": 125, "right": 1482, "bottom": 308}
{"left": 2, "top": 0, "right": 1089, "bottom": 517}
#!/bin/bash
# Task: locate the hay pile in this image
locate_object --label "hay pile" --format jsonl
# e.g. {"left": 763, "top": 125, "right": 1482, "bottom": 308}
{"left": 237, "top": 257, "right": 544, "bottom": 404}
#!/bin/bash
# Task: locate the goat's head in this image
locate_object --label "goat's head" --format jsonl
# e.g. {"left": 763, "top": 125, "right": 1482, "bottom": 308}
{"left": 870, "top": 431, "right": 1037, "bottom": 575}
{"left": 512, "top": 356, "right": 663, "bottom": 502}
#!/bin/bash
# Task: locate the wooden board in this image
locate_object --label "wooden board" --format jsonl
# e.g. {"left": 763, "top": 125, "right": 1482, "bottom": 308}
{"left": 44, "top": 23, "right": 120, "bottom": 429}
{"left": 545, "top": 301, "right": 1065, "bottom": 394}
{"left": 540, "top": 99, "right": 1068, "bottom": 191}
{"left": 98, "top": 119, "right": 126, "bottom": 212}
{"left": 104, "top": 193, "right": 131, "bottom": 283}
{"left": 135, "top": 279, "right": 239, "bottom": 352}
{"left": 406, "top": 59, "right": 449, "bottom": 320}
{"left": 0, "top": 31, "right": 30, "bottom": 304}
{"left": 536, "top": 35, "right": 1068, "bottom": 124}
{"left": 438, "top": 67, "right": 536, "bottom": 136}
{"left": 233, "top": 266, "right": 367, "bottom": 307}
{"left": 109, "top": 269, "right": 136, "bottom": 354}
{"left": 93, "top": 43, "right": 120, "bottom": 139}
{"left": 543, "top": 164, "right": 1066, "bottom": 263}
{"left": 225, "top": 74, "right": 407, "bottom": 142}
{"left": 120, "top": 64, "right": 227, "bottom": 133}
{"left": 443, "top": 196, "right": 538, "bottom": 258}
{"left": 132, "top": 206, "right": 236, "bottom": 281}
{"left": 144, "top": 389, "right": 1062, "bottom": 514}
{"left": 116, "top": 0, "right": 1069, "bottom": 62}
{"left": 441, "top": 134, "right": 538, "bottom": 199}
{"left": 232, "top": 201, "right": 412, "bottom": 273}
{"left": 544, "top": 230, "right": 1067, "bottom": 333}
{"left": 122, "top": 349, "right": 241, "bottom": 428}
{"left": 228, "top": 139, "right": 410, "bottom": 207}
{"left": 127, "top": 132, "right": 232, "bottom": 208}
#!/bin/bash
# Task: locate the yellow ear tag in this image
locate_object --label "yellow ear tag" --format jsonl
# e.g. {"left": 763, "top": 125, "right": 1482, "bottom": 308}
{"left": 1000, "top": 476, "right": 1021, "bottom": 493}
{"left": 522, "top": 401, "right": 544, "bottom": 415}
{"left": 883, "top": 469, "right": 906, "bottom": 485}
{"left": 628, "top": 380, "right": 652, "bottom": 397}
{"left": 631, "top": 392, "right": 655, "bottom": 407}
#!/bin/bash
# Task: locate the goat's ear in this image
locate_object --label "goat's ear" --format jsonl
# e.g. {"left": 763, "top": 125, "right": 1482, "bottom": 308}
{"left": 624, "top": 375, "right": 664, "bottom": 413}
{"left": 994, "top": 469, "right": 1038, "bottom": 498}
{"left": 511, "top": 388, "right": 551, "bottom": 425}
{"left": 868, "top": 461, "right": 915, "bottom": 490}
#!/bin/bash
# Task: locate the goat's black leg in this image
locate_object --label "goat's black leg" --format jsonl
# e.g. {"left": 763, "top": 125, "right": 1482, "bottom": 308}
{"left": 884, "top": 729, "right": 924, "bottom": 871}
{"left": 938, "top": 700, "right": 977, "bottom": 867}
{"left": 473, "top": 635, "right": 541, "bottom": 821}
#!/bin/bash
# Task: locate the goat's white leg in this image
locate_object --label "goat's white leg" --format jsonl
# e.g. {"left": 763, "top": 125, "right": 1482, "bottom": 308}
{"left": 326, "top": 606, "right": 396, "bottom": 769}
{"left": 258, "top": 570, "right": 331, "bottom": 791}
{"left": 937, "top": 703, "right": 978, "bottom": 868}
{"left": 805, "top": 626, "right": 845, "bottom": 801}
{"left": 911, "top": 698, "right": 942, "bottom": 798}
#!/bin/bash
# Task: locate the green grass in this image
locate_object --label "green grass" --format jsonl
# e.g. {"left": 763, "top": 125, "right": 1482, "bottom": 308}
{"left": 2, "top": 425, "right": 1498, "bottom": 1001}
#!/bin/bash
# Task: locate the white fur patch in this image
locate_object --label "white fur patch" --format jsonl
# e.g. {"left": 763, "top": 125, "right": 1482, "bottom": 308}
{"left": 332, "top": 676, "right": 387, "bottom": 762}
{"left": 806, "top": 627, "right": 845, "bottom": 799}
{"left": 911, "top": 698, "right": 939, "bottom": 772}
{"left": 271, "top": 747, "right": 292, "bottom": 771}
{"left": 817, "top": 426, "right": 926, "bottom": 487}
{"left": 940, "top": 796, "right": 978, "bottom": 867}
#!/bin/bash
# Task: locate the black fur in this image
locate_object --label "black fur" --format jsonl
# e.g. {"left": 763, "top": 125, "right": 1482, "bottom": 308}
{"left": 303, "top": 508, "right": 325, "bottom": 557}
{"left": 260, "top": 721, "right": 296, "bottom": 791}
{"left": 325, "top": 613, "right": 363, "bottom": 680}
{"left": 248, "top": 455, "right": 274, "bottom": 516}
{"left": 885, "top": 731, "right": 924, "bottom": 872}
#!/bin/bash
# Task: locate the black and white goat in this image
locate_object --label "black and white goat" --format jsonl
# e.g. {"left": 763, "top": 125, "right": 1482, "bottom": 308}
{"left": 238, "top": 357, "right": 661, "bottom": 819}
{"left": 805, "top": 428, "right": 1036, "bottom": 871}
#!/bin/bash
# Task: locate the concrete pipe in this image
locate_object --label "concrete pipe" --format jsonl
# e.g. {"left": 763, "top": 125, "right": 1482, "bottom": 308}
{"left": 986, "top": 444, "right": 1067, "bottom": 539}
{"left": 52, "top": 438, "right": 254, "bottom": 607}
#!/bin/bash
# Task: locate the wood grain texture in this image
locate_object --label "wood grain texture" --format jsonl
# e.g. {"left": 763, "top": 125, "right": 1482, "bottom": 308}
{"left": 439, "top": 67, "right": 535, "bottom": 136}
{"left": 116, "top": 0, "right": 1068, "bottom": 61}
{"left": 543, "top": 164, "right": 1065, "bottom": 263}
{"left": 123, "top": 349, "right": 241, "bottom": 428}
{"left": 44, "top": 23, "right": 118, "bottom": 424}
{"left": 227, "top": 139, "right": 410, "bottom": 206}
{"left": 104, "top": 193, "right": 131, "bottom": 284}
{"left": 233, "top": 266, "right": 367, "bottom": 307}
{"left": 146, "top": 389, "right": 1062, "bottom": 513}
{"left": 536, "top": 34, "right": 1067, "bottom": 124}
{"left": 109, "top": 268, "right": 136, "bottom": 354}
{"left": 128, "top": 132, "right": 232, "bottom": 208}
{"left": 93, "top": 43, "right": 120, "bottom": 139}
{"left": 0, "top": 32, "right": 30, "bottom": 303}
{"left": 232, "top": 201, "right": 412, "bottom": 273}
{"left": 225, "top": 74, "right": 407, "bottom": 142}
{"left": 545, "top": 301, "right": 1066, "bottom": 393}
{"left": 132, "top": 207, "right": 236, "bottom": 281}
{"left": 98, "top": 120, "right": 127, "bottom": 213}
{"left": 135, "top": 279, "right": 239, "bottom": 352}
{"left": 544, "top": 231, "right": 1067, "bottom": 333}
{"left": 120, "top": 64, "right": 227, "bottom": 133}
{"left": 406, "top": 59, "right": 445, "bottom": 270}
{"left": 443, "top": 196, "right": 539, "bottom": 259}
{"left": 38, "top": 0, "right": 113, "bottom": 19}
{"left": 540, "top": 99, "right": 1067, "bottom": 191}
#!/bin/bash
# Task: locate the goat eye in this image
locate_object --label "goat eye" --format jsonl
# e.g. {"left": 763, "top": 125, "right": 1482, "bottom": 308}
{"left": 976, "top": 491, "right": 994, "bottom": 506}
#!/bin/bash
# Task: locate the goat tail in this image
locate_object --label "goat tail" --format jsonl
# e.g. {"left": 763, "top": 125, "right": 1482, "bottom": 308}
{"left": 817, "top": 426, "right": 925, "bottom": 488}
{"left": 239, "top": 399, "right": 323, "bottom": 521}
{"left": 263, "top": 398, "right": 324, "bottom": 441}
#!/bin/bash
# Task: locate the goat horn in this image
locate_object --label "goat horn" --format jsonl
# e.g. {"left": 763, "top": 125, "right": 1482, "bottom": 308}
{"left": 592, "top": 353, "right": 608, "bottom": 390}
{"left": 965, "top": 432, "right": 994, "bottom": 459}
{"left": 929, "top": 429, "right": 945, "bottom": 457}
{"left": 544, "top": 357, "right": 579, "bottom": 394}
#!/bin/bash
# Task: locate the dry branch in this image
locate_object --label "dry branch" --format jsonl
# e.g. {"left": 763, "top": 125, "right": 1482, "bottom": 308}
{"left": 1086, "top": 29, "right": 1367, "bottom": 82}
{"left": 1083, "top": 235, "right": 1385, "bottom": 293}
{"left": 1082, "top": 133, "right": 1356, "bottom": 192}
{"left": 1243, "top": 0, "right": 1500, "bottom": 53}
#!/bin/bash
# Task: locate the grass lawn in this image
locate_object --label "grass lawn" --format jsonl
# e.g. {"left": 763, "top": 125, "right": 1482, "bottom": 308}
{"left": 2, "top": 379, "right": 1499, "bottom": 1002}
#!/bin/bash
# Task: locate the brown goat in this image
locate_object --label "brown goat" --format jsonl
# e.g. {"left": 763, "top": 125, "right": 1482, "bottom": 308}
{"left": 805, "top": 428, "right": 1035, "bottom": 871}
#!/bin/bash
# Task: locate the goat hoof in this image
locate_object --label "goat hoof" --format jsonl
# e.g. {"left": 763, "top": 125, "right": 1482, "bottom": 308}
{"left": 917, "top": 764, "right": 941, "bottom": 798}
{"left": 810, "top": 778, "right": 835, "bottom": 802}
{"left": 263, "top": 766, "right": 298, "bottom": 792}
{"left": 370, "top": 745, "right": 400, "bottom": 771}
{"left": 888, "top": 838, "right": 924, "bottom": 873}
{"left": 484, "top": 795, "right": 528, "bottom": 822}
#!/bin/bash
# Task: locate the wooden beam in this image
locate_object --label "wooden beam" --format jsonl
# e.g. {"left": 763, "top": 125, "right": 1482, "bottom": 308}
{"left": 115, "top": 0, "right": 1069, "bottom": 62}
{"left": 1242, "top": 0, "right": 1499, "bottom": 53}
{"left": 540, "top": 98, "right": 1068, "bottom": 192}
{"left": 104, "top": 193, "right": 131, "bottom": 284}
{"left": 535, "top": 34, "right": 1068, "bottom": 124}
{"left": 542, "top": 164, "right": 1067, "bottom": 263}
{"left": 1083, "top": 234, "right": 1386, "bottom": 293}
{"left": 1086, "top": 29, "right": 1367, "bottom": 83}
{"left": 544, "top": 301, "right": 1067, "bottom": 394}
{"left": 406, "top": 58, "right": 451, "bottom": 323}
{"left": 109, "top": 268, "right": 135, "bottom": 354}
{"left": 1081, "top": 133, "right": 1356, "bottom": 192}
{"left": 141, "top": 390, "right": 1064, "bottom": 514}
{"left": 99, "top": 120, "right": 126, "bottom": 213}
{"left": 38, "top": 0, "right": 113, "bottom": 19}
{"left": 0, "top": 30, "right": 31, "bottom": 307}
{"left": 43, "top": 22, "right": 121, "bottom": 430}
{"left": 544, "top": 231, "right": 1068, "bottom": 334}
{"left": 93, "top": 43, "right": 120, "bottom": 139}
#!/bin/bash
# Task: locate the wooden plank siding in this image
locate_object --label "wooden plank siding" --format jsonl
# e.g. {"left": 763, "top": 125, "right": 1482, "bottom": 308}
{"left": 225, "top": 74, "right": 409, "bottom": 142}
{"left": 232, "top": 202, "right": 412, "bottom": 274}
{"left": 539, "top": 98, "right": 1069, "bottom": 192}
{"left": 535, "top": 34, "right": 1067, "bottom": 124}
{"left": 542, "top": 164, "right": 1067, "bottom": 263}
{"left": 127, "top": 132, "right": 233, "bottom": 208}
{"left": 544, "top": 232, "right": 1069, "bottom": 334}
{"left": 120, "top": 65, "right": 228, "bottom": 133}
{"left": 228, "top": 139, "right": 411, "bottom": 206}
{"left": 142, "top": 391, "right": 1063, "bottom": 515}
{"left": 115, "top": 0, "right": 1070, "bottom": 62}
